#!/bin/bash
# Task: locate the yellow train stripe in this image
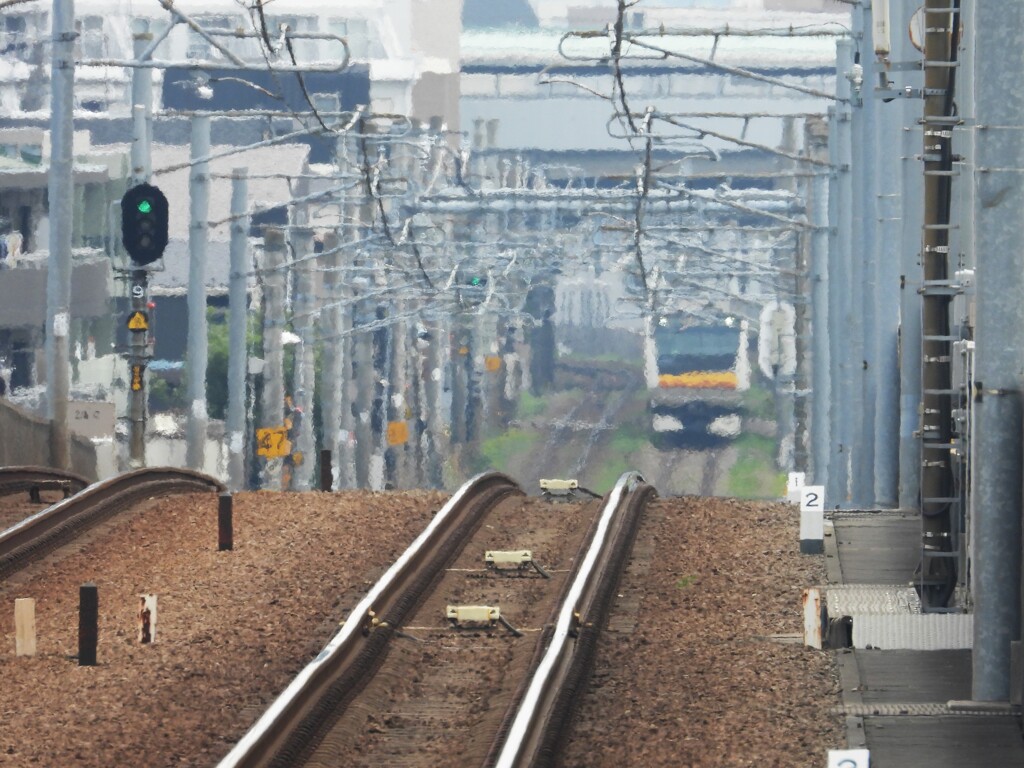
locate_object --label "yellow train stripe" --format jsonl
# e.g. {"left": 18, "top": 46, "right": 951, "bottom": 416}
{"left": 658, "top": 371, "right": 738, "bottom": 389}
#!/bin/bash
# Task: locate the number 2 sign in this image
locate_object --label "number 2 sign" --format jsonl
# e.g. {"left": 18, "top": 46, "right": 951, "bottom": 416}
{"left": 799, "top": 485, "right": 825, "bottom": 554}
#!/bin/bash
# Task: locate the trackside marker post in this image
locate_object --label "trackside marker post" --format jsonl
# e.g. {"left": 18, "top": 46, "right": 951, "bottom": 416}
{"left": 138, "top": 594, "right": 157, "bottom": 644}
{"left": 799, "top": 485, "right": 825, "bottom": 554}
{"left": 787, "top": 471, "right": 806, "bottom": 502}
{"left": 15, "top": 598, "right": 36, "bottom": 657}
{"left": 218, "top": 493, "right": 233, "bottom": 551}
{"left": 828, "top": 748, "right": 870, "bottom": 767}
{"left": 79, "top": 583, "right": 98, "bottom": 666}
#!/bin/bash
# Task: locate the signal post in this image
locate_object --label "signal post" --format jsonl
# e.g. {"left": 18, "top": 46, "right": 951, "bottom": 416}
{"left": 120, "top": 183, "right": 169, "bottom": 467}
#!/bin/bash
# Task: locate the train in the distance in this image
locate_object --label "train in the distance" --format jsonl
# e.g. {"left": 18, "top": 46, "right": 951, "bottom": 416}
{"left": 643, "top": 313, "right": 751, "bottom": 448}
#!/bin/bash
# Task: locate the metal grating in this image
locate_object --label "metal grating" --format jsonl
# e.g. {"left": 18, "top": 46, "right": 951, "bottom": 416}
{"left": 833, "top": 702, "right": 1018, "bottom": 717}
{"left": 826, "top": 585, "right": 922, "bottom": 615}
{"left": 851, "top": 613, "right": 973, "bottom": 650}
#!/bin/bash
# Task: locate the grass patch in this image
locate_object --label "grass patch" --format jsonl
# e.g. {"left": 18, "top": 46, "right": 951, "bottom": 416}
{"left": 477, "top": 429, "right": 538, "bottom": 471}
{"left": 516, "top": 390, "right": 547, "bottom": 420}
{"left": 742, "top": 384, "right": 776, "bottom": 421}
{"left": 581, "top": 422, "right": 648, "bottom": 494}
{"left": 727, "top": 433, "right": 786, "bottom": 498}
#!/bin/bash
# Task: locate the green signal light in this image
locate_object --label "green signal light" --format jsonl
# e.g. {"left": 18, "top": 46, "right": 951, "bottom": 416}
{"left": 470, "top": 277, "right": 481, "bottom": 286}
{"left": 137, "top": 199, "right": 153, "bottom": 214}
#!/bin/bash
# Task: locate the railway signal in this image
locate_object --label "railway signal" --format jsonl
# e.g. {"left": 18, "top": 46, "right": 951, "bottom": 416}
{"left": 121, "top": 183, "right": 169, "bottom": 265}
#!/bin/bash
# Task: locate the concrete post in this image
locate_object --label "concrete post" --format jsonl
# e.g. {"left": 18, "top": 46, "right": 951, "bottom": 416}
{"left": 226, "top": 169, "right": 249, "bottom": 491}
{"left": 897, "top": 0, "right": 924, "bottom": 510}
{"left": 320, "top": 232, "right": 342, "bottom": 492}
{"left": 185, "top": 116, "right": 211, "bottom": 471}
{"left": 260, "top": 229, "right": 286, "bottom": 490}
{"left": 828, "top": 40, "right": 854, "bottom": 506}
{"left": 972, "top": 0, "right": 1024, "bottom": 702}
{"left": 806, "top": 118, "right": 831, "bottom": 488}
{"left": 873, "top": 42, "right": 903, "bottom": 508}
{"left": 291, "top": 226, "right": 317, "bottom": 491}
{"left": 44, "top": 0, "right": 75, "bottom": 471}
{"left": 848, "top": 5, "right": 872, "bottom": 507}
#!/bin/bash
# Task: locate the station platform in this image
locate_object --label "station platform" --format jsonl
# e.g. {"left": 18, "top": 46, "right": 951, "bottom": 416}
{"left": 825, "top": 511, "right": 1024, "bottom": 767}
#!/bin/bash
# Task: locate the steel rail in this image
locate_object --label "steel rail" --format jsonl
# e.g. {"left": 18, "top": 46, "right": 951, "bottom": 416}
{"left": 0, "top": 467, "right": 225, "bottom": 580}
{"left": 217, "top": 471, "right": 522, "bottom": 768}
{"left": 493, "top": 471, "right": 656, "bottom": 768}
{"left": 0, "top": 465, "right": 90, "bottom": 498}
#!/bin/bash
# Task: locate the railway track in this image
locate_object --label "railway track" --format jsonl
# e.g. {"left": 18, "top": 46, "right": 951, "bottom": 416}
{"left": 0, "top": 465, "right": 90, "bottom": 499}
{"left": 0, "top": 466, "right": 225, "bottom": 581}
{"left": 218, "top": 470, "right": 656, "bottom": 768}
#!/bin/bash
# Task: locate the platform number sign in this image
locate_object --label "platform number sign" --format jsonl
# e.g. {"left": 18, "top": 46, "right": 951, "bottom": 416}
{"left": 256, "top": 427, "right": 291, "bottom": 458}
{"left": 799, "top": 485, "right": 825, "bottom": 555}
{"left": 828, "top": 749, "right": 869, "bottom": 768}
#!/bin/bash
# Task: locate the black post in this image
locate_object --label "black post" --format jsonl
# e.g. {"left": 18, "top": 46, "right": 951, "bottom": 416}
{"left": 78, "top": 583, "right": 98, "bottom": 666}
{"left": 320, "top": 449, "right": 333, "bottom": 492}
{"left": 218, "top": 492, "right": 233, "bottom": 551}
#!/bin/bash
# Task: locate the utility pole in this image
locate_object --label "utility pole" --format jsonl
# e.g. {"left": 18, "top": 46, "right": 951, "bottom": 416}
{"left": 226, "top": 168, "right": 249, "bottom": 491}
{"left": 972, "top": 0, "right": 1024, "bottom": 703}
{"left": 320, "top": 231, "right": 342, "bottom": 491}
{"left": 872, "top": 8, "right": 902, "bottom": 508}
{"left": 897, "top": 0, "right": 924, "bottom": 511}
{"left": 185, "top": 116, "right": 211, "bottom": 471}
{"left": 806, "top": 117, "right": 830, "bottom": 488}
{"left": 126, "top": 21, "right": 154, "bottom": 469}
{"left": 260, "top": 228, "right": 286, "bottom": 490}
{"left": 45, "top": 0, "right": 75, "bottom": 472}
{"left": 848, "top": 4, "right": 872, "bottom": 507}
{"left": 828, "top": 39, "right": 854, "bottom": 507}
{"left": 291, "top": 225, "right": 317, "bottom": 491}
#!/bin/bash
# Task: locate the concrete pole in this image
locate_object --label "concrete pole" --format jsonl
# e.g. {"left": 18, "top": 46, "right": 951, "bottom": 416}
{"left": 320, "top": 232, "right": 342, "bottom": 491}
{"left": 353, "top": 310, "right": 375, "bottom": 488}
{"left": 44, "top": 0, "right": 75, "bottom": 471}
{"left": 848, "top": 4, "right": 873, "bottom": 508}
{"left": 388, "top": 310, "right": 411, "bottom": 488}
{"left": 226, "top": 169, "right": 249, "bottom": 491}
{"left": 972, "top": 0, "right": 1024, "bottom": 703}
{"left": 897, "top": 0, "right": 924, "bottom": 510}
{"left": 858, "top": 1, "right": 881, "bottom": 507}
{"left": 371, "top": 304, "right": 391, "bottom": 491}
{"left": 873, "top": 61, "right": 903, "bottom": 508}
{"left": 337, "top": 222, "right": 358, "bottom": 490}
{"left": 126, "top": 26, "right": 154, "bottom": 469}
{"left": 828, "top": 41, "right": 855, "bottom": 507}
{"left": 130, "top": 20, "right": 152, "bottom": 183}
{"left": 185, "top": 116, "right": 211, "bottom": 471}
{"left": 291, "top": 226, "right": 317, "bottom": 491}
{"left": 806, "top": 118, "right": 831, "bottom": 488}
{"left": 260, "top": 229, "right": 286, "bottom": 490}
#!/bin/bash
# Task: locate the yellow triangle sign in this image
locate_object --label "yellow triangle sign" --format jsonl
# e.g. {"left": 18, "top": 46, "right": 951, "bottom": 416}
{"left": 127, "top": 311, "right": 149, "bottom": 331}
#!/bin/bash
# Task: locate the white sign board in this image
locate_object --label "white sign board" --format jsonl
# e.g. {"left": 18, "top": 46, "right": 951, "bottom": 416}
{"left": 69, "top": 400, "right": 116, "bottom": 439}
{"left": 828, "top": 749, "right": 870, "bottom": 768}
{"left": 799, "top": 485, "right": 825, "bottom": 554}
{"left": 787, "top": 471, "right": 806, "bottom": 502}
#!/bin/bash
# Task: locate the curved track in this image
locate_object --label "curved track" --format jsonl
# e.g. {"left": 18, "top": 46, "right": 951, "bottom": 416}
{"left": 219, "top": 471, "right": 656, "bottom": 768}
{"left": 0, "top": 466, "right": 225, "bottom": 581}
{"left": 0, "top": 465, "right": 90, "bottom": 499}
